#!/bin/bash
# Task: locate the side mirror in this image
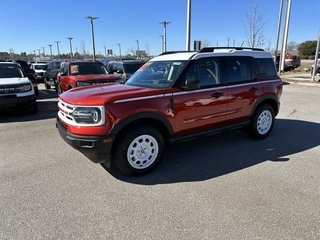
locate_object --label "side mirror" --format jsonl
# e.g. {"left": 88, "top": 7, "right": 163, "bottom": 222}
{"left": 182, "top": 78, "right": 200, "bottom": 90}
{"left": 27, "top": 73, "right": 35, "bottom": 81}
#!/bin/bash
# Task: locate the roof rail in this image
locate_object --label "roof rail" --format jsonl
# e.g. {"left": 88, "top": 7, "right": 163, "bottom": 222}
{"left": 159, "top": 51, "right": 194, "bottom": 56}
{"left": 199, "top": 47, "right": 265, "bottom": 53}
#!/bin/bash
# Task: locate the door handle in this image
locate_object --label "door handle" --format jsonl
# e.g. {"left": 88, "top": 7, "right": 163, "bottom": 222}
{"left": 211, "top": 92, "right": 224, "bottom": 98}
{"left": 249, "top": 87, "right": 259, "bottom": 92}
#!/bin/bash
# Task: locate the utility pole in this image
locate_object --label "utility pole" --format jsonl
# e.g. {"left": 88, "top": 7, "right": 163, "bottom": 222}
{"left": 186, "top": 0, "right": 191, "bottom": 51}
{"left": 67, "top": 37, "right": 73, "bottom": 59}
{"left": 85, "top": 16, "right": 98, "bottom": 61}
{"left": 136, "top": 40, "right": 139, "bottom": 58}
{"left": 159, "top": 21, "right": 171, "bottom": 52}
{"left": 48, "top": 44, "right": 53, "bottom": 61}
{"left": 55, "top": 41, "right": 60, "bottom": 59}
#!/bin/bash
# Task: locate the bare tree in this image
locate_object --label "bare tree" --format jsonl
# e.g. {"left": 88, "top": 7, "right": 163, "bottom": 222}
{"left": 286, "top": 41, "right": 300, "bottom": 52}
{"left": 243, "top": 0, "right": 266, "bottom": 48}
{"left": 127, "top": 47, "right": 135, "bottom": 56}
{"left": 78, "top": 40, "right": 88, "bottom": 58}
{"left": 200, "top": 39, "right": 211, "bottom": 48}
{"left": 145, "top": 42, "right": 150, "bottom": 56}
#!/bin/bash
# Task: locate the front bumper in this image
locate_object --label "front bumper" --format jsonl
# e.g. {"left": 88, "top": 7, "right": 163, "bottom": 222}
{"left": 0, "top": 95, "right": 36, "bottom": 112}
{"left": 56, "top": 118, "right": 115, "bottom": 163}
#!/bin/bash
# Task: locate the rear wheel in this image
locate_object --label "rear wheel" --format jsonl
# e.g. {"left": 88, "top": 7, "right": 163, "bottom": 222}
{"left": 247, "top": 104, "right": 275, "bottom": 140}
{"left": 113, "top": 126, "right": 164, "bottom": 176}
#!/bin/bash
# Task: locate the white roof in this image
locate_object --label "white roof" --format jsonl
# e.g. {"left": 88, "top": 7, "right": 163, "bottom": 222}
{"left": 151, "top": 49, "right": 272, "bottom": 61}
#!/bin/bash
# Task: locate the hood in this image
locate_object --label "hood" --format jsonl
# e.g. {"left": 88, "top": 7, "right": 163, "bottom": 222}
{"left": 70, "top": 74, "right": 121, "bottom": 81}
{"left": 0, "top": 77, "right": 31, "bottom": 86}
{"left": 60, "top": 83, "right": 172, "bottom": 106}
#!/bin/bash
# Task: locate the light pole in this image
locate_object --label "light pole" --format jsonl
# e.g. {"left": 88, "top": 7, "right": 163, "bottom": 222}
{"left": 85, "top": 16, "right": 98, "bottom": 61}
{"left": 37, "top": 49, "right": 41, "bottom": 61}
{"left": 33, "top": 50, "right": 36, "bottom": 61}
{"left": 55, "top": 41, "right": 60, "bottom": 59}
{"left": 48, "top": 44, "right": 53, "bottom": 61}
{"left": 117, "top": 43, "right": 121, "bottom": 57}
{"left": 67, "top": 37, "right": 73, "bottom": 59}
{"left": 42, "top": 47, "right": 45, "bottom": 60}
{"left": 136, "top": 40, "right": 139, "bottom": 58}
{"left": 159, "top": 35, "right": 164, "bottom": 53}
{"left": 103, "top": 46, "right": 107, "bottom": 57}
{"left": 186, "top": 0, "right": 191, "bottom": 51}
{"left": 159, "top": 21, "right": 170, "bottom": 52}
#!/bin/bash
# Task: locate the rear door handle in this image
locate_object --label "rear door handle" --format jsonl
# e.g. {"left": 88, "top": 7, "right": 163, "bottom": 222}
{"left": 249, "top": 87, "right": 259, "bottom": 92}
{"left": 211, "top": 92, "right": 224, "bottom": 98}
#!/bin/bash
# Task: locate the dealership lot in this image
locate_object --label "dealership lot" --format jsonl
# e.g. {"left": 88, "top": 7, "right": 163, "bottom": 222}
{"left": 0, "top": 83, "right": 319, "bottom": 239}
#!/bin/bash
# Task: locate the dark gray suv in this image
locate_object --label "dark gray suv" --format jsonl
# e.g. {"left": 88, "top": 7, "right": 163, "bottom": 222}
{"left": 43, "top": 60, "right": 63, "bottom": 90}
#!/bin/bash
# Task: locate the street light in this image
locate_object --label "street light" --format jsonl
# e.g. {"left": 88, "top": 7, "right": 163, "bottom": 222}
{"left": 85, "top": 16, "right": 98, "bottom": 60}
{"left": 136, "top": 40, "right": 139, "bottom": 58}
{"left": 159, "top": 21, "right": 171, "bottom": 52}
{"left": 159, "top": 35, "right": 164, "bottom": 53}
{"left": 67, "top": 37, "right": 73, "bottom": 59}
{"left": 55, "top": 41, "right": 60, "bottom": 59}
{"left": 42, "top": 47, "right": 45, "bottom": 60}
{"left": 186, "top": 0, "right": 191, "bottom": 51}
{"left": 103, "top": 46, "right": 107, "bottom": 57}
{"left": 117, "top": 43, "right": 121, "bottom": 57}
{"left": 37, "top": 49, "right": 41, "bottom": 61}
{"left": 48, "top": 44, "right": 53, "bottom": 61}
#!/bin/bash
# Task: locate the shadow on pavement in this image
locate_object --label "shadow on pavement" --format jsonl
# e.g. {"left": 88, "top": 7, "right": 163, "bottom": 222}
{"left": 104, "top": 119, "right": 320, "bottom": 184}
{"left": 0, "top": 89, "right": 58, "bottom": 123}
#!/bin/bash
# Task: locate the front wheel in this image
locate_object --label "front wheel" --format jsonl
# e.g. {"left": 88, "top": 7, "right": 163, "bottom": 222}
{"left": 113, "top": 126, "right": 164, "bottom": 176}
{"left": 247, "top": 104, "right": 275, "bottom": 140}
{"left": 44, "top": 78, "right": 51, "bottom": 89}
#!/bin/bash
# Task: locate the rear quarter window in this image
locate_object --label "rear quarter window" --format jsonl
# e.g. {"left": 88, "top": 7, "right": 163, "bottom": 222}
{"left": 250, "top": 58, "right": 277, "bottom": 77}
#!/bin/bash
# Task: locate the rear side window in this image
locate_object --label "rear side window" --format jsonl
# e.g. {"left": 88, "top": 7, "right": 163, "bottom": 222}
{"left": 225, "top": 57, "right": 253, "bottom": 83}
{"left": 250, "top": 58, "right": 277, "bottom": 77}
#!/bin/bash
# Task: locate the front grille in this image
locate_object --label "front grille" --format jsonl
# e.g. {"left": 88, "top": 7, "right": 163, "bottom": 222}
{"left": 0, "top": 85, "right": 19, "bottom": 94}
{"left": 58, "top": 100, "right": 76, "bottom": 124}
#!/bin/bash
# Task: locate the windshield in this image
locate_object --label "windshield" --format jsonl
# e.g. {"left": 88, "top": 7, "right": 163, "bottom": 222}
{"left": 125, "top": 60, "right": 187, "bottom": 88}
{"left": 70, "top": 63, "right": 108, "bottom": 75}
{"left": 34, "top": 65, "right": 47, "bottom": 70}
{"left": 123, "top": 63, "right": 145, "bottom": 73}
{"left": 0, "top": 64, "right": 24, "bottom": 78}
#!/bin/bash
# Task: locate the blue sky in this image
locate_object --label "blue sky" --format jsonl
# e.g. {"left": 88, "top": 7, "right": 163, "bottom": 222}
{"left": 0, "top": 0, "right": 319, "bottom": 57}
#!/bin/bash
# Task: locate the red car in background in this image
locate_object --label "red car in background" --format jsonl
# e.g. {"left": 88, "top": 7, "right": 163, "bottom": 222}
{"left": 56, "top": 60, "right": 121, "bottom": 95}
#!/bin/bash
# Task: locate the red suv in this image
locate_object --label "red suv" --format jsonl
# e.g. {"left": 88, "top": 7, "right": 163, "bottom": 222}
{"left": 56, "top": 60, "right": 121, "bottom": 95}
{"left": 56, "top": 47, "right": 283, "bottom": 176}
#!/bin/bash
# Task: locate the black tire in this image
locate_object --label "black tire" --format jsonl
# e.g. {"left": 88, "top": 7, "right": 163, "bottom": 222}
{"left": 34, "top": 87, "right": 39, "bottom": 96}
{"left": 113, "top": 126, "right": 164, "bottom": 176}
{"left": 247, "top": 104, "right": 275, "bottom": 140}
{"left": 44, "top": 78, "right": 51, "bottom": 89}
{"left": 57, "top": 83, "right": 63, "bottom": 96}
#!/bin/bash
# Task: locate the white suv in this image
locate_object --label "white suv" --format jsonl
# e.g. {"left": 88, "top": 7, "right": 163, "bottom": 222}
{"left": 0, "top": 62, "right": 38, "bottom": 114}
{"left": 30, "top": 62, "right": 47, "bottom": 83}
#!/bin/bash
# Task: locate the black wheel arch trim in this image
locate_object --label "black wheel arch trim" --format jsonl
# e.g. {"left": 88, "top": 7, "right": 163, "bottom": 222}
{"left": 250, "top": 94, "right": 280, "bottom": 117}
{"left": 109, "top": 111, "right": 174, "bottom": 137}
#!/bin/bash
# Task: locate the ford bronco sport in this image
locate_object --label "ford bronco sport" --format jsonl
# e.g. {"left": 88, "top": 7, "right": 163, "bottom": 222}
{"left": 0, "top": 61, "right": 38, "bottom": 113}
{"left": 56, "top": 47, "right": 283, "bottom": 176}
{"left": 56, "top": 60, "right": 121, "bottom": 95}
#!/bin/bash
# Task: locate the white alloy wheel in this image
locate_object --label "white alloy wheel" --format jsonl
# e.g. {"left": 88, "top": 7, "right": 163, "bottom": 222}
{"left": 257, "top": 110, "right": 272, "bottom": 135}
{"left": 127, "top": 134, "right": 159, "bottom": 170}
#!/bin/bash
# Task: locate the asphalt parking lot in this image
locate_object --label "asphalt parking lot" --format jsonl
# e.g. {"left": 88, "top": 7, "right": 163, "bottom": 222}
{"left": 0, "top": 82, "right": 319, "bottom": 239}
